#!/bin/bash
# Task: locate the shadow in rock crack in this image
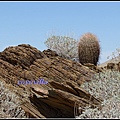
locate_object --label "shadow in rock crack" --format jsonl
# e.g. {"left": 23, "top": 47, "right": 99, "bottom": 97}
{"left": 29, "top": 94, "right": 74, "bottom": 118}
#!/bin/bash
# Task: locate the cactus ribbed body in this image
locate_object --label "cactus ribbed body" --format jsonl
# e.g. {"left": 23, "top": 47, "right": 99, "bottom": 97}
{"left": 78, "top": 33, "right": 100, "bottom": 66}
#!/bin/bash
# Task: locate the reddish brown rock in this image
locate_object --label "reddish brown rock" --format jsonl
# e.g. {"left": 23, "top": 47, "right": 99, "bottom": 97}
{"left": 0, "top": 44, "right": 102, "bottom": 118}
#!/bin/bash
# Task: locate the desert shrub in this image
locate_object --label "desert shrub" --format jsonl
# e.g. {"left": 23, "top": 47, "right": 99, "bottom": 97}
{"left": 0, "top": 80, "right": 28, "bottom": 118}
{"left": 77, "top": 70, "right": 120, "bottom": 118}
{"left": 107, "top": 48, "right": 120, "bottom": 62}
{"left": 44, "top": 35, "right": 79, "bottom": 60}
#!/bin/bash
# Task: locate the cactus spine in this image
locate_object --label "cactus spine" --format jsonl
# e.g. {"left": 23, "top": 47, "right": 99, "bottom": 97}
{"left": 78, "top": 32, "right": 100, "bottom": 66}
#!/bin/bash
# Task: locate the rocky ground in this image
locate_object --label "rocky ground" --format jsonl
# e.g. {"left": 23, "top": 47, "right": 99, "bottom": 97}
{"left": 98, "top": 56, "right": 120, "bottom": 67}
{"left": 0, "top": 44, "right": 119, "bottom": 118}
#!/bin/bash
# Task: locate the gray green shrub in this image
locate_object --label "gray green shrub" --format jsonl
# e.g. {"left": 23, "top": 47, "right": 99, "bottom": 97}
{"left": 0, "top": 80, "right": 28, "bottom": 118}
{"left": 45, "top": 35, "right": 79, "bottom": 60}
{"left": 77, "top": 70, "right": 120, "bottom": 118}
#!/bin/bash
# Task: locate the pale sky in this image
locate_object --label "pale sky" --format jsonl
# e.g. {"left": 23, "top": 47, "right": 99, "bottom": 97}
{"left": 0, "top": 1, "right": 120, "bottom": 64}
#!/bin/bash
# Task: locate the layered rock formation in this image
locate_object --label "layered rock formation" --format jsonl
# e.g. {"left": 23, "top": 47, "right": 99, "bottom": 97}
{"left": 0, "top": 44, "right": 104, "bottom": 118}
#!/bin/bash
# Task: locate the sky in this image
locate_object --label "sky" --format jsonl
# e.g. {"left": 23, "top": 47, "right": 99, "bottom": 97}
{"left": 0, "top": 1, "right": 120, "bottom": 64}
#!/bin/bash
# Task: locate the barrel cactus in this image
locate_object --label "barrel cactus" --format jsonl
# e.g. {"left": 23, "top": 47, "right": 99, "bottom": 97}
{"left": 78, "top": 32, "right": 100, "bottom": 66}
